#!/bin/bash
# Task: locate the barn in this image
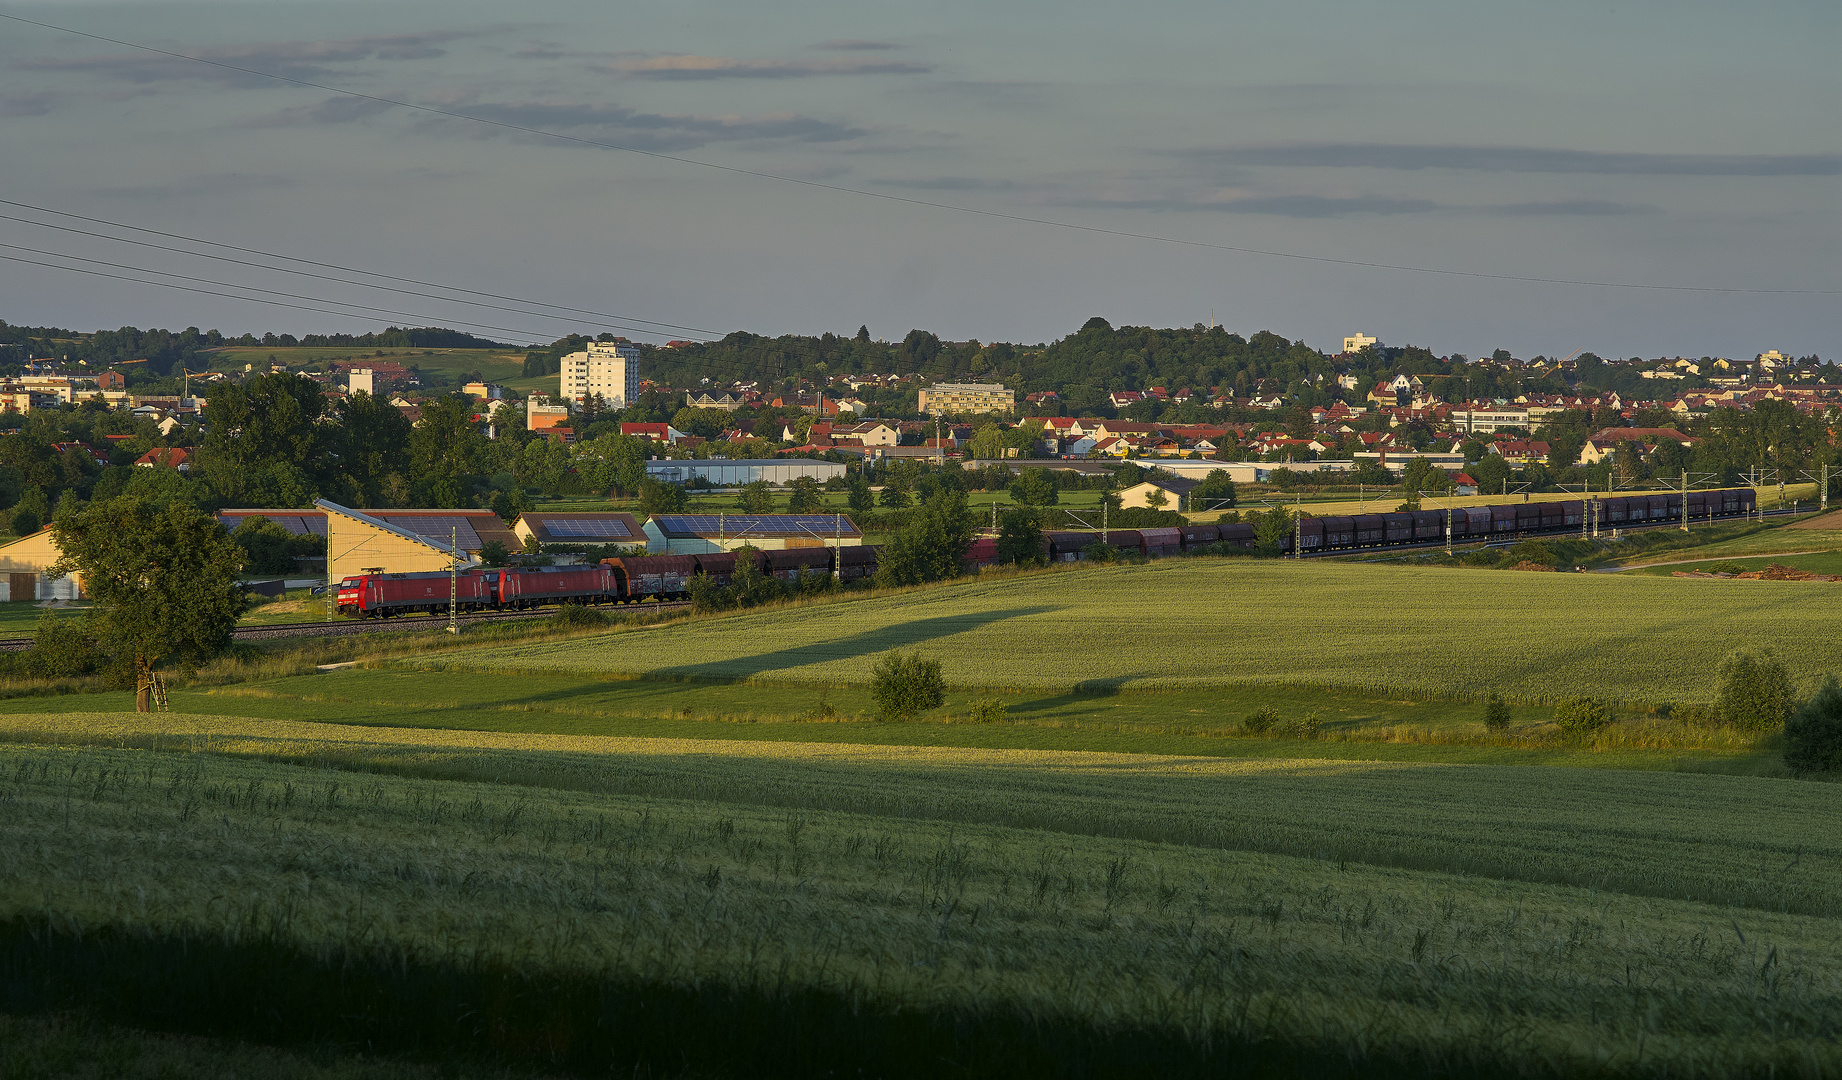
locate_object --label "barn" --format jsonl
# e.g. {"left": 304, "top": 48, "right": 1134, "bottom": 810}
{"left": 513, "top": 512, "right": 645, "bottom": 551}
{"left": 0, "top": 527, "right": 83, "bottom": 601}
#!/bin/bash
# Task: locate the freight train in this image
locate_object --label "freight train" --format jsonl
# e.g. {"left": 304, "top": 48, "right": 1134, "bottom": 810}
{"left": 334, "top": 547, "right": 875, "bottom": 618}
{"left": 336, "top": 489, "right": 1764, "bottom": 615}
{"left": 1013, "top": 487, "right": 1761, "bottom": 561}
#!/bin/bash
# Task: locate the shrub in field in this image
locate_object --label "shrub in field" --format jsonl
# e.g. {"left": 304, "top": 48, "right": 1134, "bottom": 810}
{"left": 1483, "top": 693, "right": 1511, "bottom": 733}
{"left": 1715, "top": 647, "right": 1793, "bottom": 731}
{"left": 1554, "top": 697, "right": 1611, "bottom": 735}
{"left": 23, "top": 612, "right": 100, "bottom": 679}
{"left": 1783, "top": 675, "right": 1842, "bottom": 773}
{"left": 1278, "top": 713, "right": 1321, "bottom": 739}
{"left": 1708, "top": 561, "right": 1748, "bottom": 575}
{"left": 549, "top": 604, "right": 610, "bottom": 629}
{"left": 1241, "top": 706, "right": 1280, "bottom": 734}
{"left": 1082, "top": 542, "right": 1118, "bottom": 563}
{"left": 869, "top": 651, "right": 944, "bottom": 721}
{"left": 968, "top": 698, "right": 1007, "bottom": 724}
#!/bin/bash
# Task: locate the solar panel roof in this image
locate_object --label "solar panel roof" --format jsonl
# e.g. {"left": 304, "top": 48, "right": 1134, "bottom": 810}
{"left": 380, "top": 515, "right": 482, "bottom": 551}
{"left": 652, "top": 514, "right": 860, "bottom": 538}
{"left": 218, "top": 513, "right": 327, "bottom": 537}
{"left": 541, "top": 518, "right": 634, "bottom": 539}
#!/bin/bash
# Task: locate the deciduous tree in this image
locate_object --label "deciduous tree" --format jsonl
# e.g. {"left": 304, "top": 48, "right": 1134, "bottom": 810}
{"left": 50, "top": 497, "right": 249, "bottom": 712}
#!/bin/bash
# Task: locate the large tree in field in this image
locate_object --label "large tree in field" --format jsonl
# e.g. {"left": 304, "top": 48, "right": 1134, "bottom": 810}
{"left": 50, "top": 497, "right": 249, "bottom": 712}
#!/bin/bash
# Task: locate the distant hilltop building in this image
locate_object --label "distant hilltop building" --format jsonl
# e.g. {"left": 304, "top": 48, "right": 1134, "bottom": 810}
{"left": 560, "top": 341, "right": 641, "bottom": 408}
{"left": 917, "top": 381, "right": 1014, "bottom": 416}
{"left": 1342, "top": 333, "right": 1379, "bottom": 354}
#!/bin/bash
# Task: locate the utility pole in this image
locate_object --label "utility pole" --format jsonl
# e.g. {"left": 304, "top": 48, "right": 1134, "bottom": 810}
{"left": 447, "top": 526, "right": 460, "bottom": 635}
{"left": 1445, "top": 504, "right": 1453, "bottom": 556}
{"left": 833, "top": 513, "right": 842, "bottom": 581}
{"left": 1681, "top": 470, "right": 1690, "bottom": 532}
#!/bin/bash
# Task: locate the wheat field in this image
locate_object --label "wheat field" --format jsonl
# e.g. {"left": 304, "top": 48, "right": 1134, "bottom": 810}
{"left": 431, "top": 559, "right": 1842, "bottom": 705}
{"left": 3, "top": 713, "right": 1838, "bottom": 1077}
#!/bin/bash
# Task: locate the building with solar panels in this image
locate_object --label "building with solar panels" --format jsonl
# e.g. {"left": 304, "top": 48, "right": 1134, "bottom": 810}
{"left": 641, "top": 513, "right": 863, "bottom": 554}
{"left": 513, "top": 512, "right": 645, "bottom": 551}
{"left": 218, "top": 504, "right": 521, "bottom": 579}
{"left": 643, "top": 458, "right": 847, "bottom": 487}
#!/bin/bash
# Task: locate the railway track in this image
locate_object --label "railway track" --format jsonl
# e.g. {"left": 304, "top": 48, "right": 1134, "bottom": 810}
{"left": 0, "top": 601, "right": 693, "bottom": 652}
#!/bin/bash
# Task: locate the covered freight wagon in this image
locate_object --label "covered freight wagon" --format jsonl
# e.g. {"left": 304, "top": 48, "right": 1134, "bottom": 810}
{"left": 607, "top": 555, "right": 697, "bottom": 600}
{"left": 1046, "top": 531, "right": 1098, "bottom": 561}
{"left": 1295, "top": 517, "right": 1325, "bottom": 552}
{"left": 1180, "top": 524, "right": 1220, "bottom": 546}
{"left": 763, "top": 546, "right": 831, "bottom": 582}
{"left": 1320, "top": 516, "right": 1355, "bottom": 548}
{"left": 1217, "top": 523, "right": 1257, "bottom": 548}
{"left": 1139, "top": 527, "right": 1183, "bottom": 555}
{"left": 837, "top": 545, "right": 879, "bottom": 581}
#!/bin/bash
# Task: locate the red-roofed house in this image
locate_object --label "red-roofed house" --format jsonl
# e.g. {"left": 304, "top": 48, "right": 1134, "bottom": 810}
{"left": 133, "top": 446, "right": 191, "bottom": 471}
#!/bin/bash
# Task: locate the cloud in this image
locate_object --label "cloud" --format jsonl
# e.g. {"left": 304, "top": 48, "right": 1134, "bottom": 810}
{"left": 1189, "top": 143, "right": 1842, "bottom": 177}
{"left": 874, "top": 176, "right": 1023, "bottom": 192}
{"left": 603, "top": 55, "right": 930, "bottom": 79}
{"left": 813, "top": 40, "right": 903, "bottom": 51}
{"left": 1488, "top": 199, "right": 1658, "bottom": 216}
{"left": 425, "top": 100, "right": 869, "bottom": 151}
{"left": 25, "top": 31, "right": 480, "bottom": 87}
{"left": 91, "top": 172, "right": 297, "bottom": 199}
{"left": 0, "top": 91, "right": 59, "bottom": 117}
{"left": 242, "top": 96, "right": 395, "bottom": 127}
{"left": 1064, "top": 193, "right": 1440, "bottom": 217}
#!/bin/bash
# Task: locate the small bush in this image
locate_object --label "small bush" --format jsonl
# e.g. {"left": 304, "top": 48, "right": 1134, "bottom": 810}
{"left": 1714, "top": 647, "right": 1793, "bottom": 731}
{"left": 1241, "top": 706, "right": 1281, "bottom": 735}
{"left": 1278, "top": 713, "right": 1322, "bottom": 739}
{"left": 1707, "top": 561, "right": 1747, "bottom": 575}
{"left": 1554, "top": 697, "right": 1612, "bottom": 735}
{"left": 870, "top": 651, "right": 944, "bottom": 722}
{"left": 1783, "top": 675, "right": 1842, "bottom": 773}
{"left": 1484, "top": 694, "right": 1511, "bottom": 733}
{"left": 23, "top": 612, "right": 99, "bottom": 679}
{"left": 548, "top": 604, "right": 611, "bottom": 629}
{"left": 1082, "top": 542, "right": 1118, "bottom": 564}
{"left": 968, "top": 698, "right": 1007, "bottom": 724}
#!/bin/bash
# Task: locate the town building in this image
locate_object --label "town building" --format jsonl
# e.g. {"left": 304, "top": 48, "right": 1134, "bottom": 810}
{"left": 643, "top": 458, "right": 847, "bottom": 487}
{"left": 559, "top": 341, "right": 641, "bottom": 408}
{"left": 917, "top": 382, "right": 1014, "bottom": 416}
{"left": 1342, "top": 333, "right": 1379, "bottom": 354}
{"left": 1117, "top": 477, "right": 1200, "bottom": 511}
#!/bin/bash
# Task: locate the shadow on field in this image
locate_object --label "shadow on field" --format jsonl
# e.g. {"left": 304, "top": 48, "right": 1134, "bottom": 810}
{"left": 0, "top": 916, "right": 1518, "bottom": 1080}
{"left": 642, "top": 606, "right": 1059, "bottom": 683}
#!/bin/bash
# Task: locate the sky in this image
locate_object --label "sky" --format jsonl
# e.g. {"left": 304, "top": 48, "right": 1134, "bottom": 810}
{"left": 0, "top": 0, "right": 1836, "bottom": 361}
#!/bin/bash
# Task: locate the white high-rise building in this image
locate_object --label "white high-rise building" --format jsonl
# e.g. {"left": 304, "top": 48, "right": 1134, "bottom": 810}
{"left": 559, "top": 341, "right": 642, "bottom": 408}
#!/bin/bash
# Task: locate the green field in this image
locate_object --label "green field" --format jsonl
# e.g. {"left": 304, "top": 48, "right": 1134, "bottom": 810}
{"left": 0, "top": 666, "right": 1776, "bottom": 773}
{"left": 432, "top": 559, "right": 1842, "bottom": 707}
{"left": 3, "top": 713, "right": 1838, "bottom": 1077}
{"left": 201, "top": 346, "right": 551, "bottom": 393}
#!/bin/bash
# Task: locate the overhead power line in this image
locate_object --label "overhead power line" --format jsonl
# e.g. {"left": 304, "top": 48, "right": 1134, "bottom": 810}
{"left": 2, "top": 11, "right": 1834, "bottom": 297}
{"left": 0, "top": 199, "right": 710, "bottom": 336}
{"left": 0, "top": 211, "right": 695, "bottom": 341}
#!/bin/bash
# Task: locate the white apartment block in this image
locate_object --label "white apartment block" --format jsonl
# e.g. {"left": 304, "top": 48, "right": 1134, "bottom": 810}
{"left": 560, "top": 342, "right": 642, "bottom": 408}
{"left": 916, "top": 381, "right": 1014, "bottom": 416}
{"left": 1342, "top": 333, "right": 1379, "bottom": 354}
